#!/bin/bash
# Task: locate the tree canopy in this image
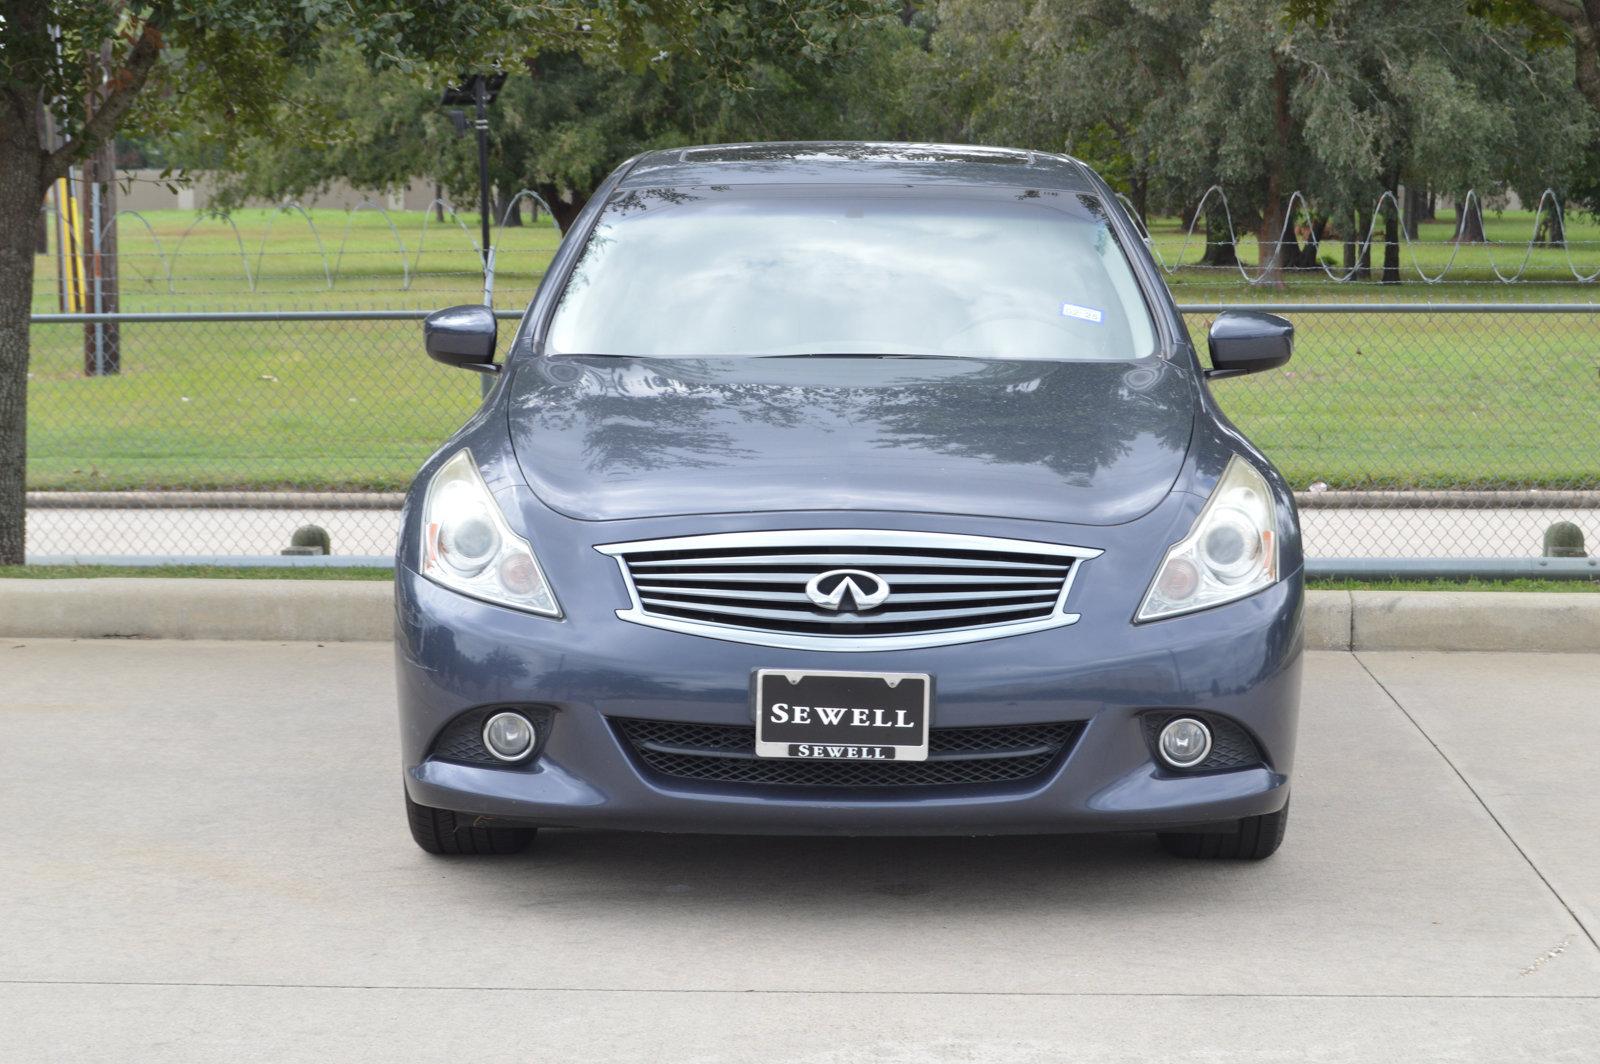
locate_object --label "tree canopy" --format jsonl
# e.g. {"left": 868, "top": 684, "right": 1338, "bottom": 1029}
{"left": 179, "top": 7, "right": 910, "bottom": 228}
{"left": 187, "top": 0, "right": 1599, "bottom": 247}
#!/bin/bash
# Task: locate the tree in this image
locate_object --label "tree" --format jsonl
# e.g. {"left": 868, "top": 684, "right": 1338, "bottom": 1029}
{"left": 1294, "top": 1, "right": 1597, "bottom": 113}
{"left": 0, "top": 0, "right": 892, "bottom": 566}
{"left": 1293, "top": 0, "right": 1600, "bottom": 223}
{"left": 1469, "top": 2, "right": 1600, "bottom": 113}
{"left": 916, "top": 1, "right": 1585, "bottom": 284}
{"left": 174, "top": 4, "right": 907, "bottom": 229}
{"left": 902, "top": 0, "right": 1204, "bottom": 220}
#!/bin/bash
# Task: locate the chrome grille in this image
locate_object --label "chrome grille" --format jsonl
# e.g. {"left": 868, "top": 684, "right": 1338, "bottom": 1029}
{"left": 596, "top": 530, "right": 1101, "bottom": 651}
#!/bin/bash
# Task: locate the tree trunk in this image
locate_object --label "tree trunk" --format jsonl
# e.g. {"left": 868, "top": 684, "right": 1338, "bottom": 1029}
{"left": 540, "top": 186, "right": 587, "bottom": 234}
{"left": 1357, "top": 209, "right": 1373, "bottom": 280}
{"left": 1200, "top": 206, "right": 1239, "bottom": 268}
{"left": 1257, "top": 60, "right": 1292, "bottom": 288}
{"left": 1288, "top": 215, "right": 1327, "bottom": 269}
{"left": 433, "top": 184, "right": 445, "bottom": 223}
{"left": 0, "top": 112, "right": 44, "bottom": 565}
{"left": 1257, "top": 205, "right": 1286, "bottom": 286}
{"left": 1381, "top": 190, "right": 1401, "bottom": 285}
{"left": 1536, "top": 196, "right": 1565, "bottom": 247}
{"left": 494, "top": 191, "right": 522, "bottom": 227}
{"left": 1422, "top": 190, "right": 1436, "bottom": 222}
{"left": 1401, "top": 186, "right": 1422, "bottom": 241}
{"left": 1344, "top": 208, "right": 1369, "bottom": 278}
{"left": 1179, "top": 199, "right": 1200, "bottom": 232}
{"left": 1454, "top": 194, "right": 1486, "bottom": 243}
{"left": 1342, "top": 210, "right": 1366, "bottom": 278}
{"left": 1572, "top": 16, "right": 1600, "bottom": 116}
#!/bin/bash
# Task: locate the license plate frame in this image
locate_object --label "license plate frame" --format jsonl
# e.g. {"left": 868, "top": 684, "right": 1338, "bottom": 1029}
{"left": 753, "top": 669, "right": 931, "bottom": 762}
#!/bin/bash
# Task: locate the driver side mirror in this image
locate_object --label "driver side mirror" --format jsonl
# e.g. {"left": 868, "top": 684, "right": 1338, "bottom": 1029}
{"left": 1206, "top": 311, "right": 1293, "bottom": 380}
{"left": 424, "top": 305, "right": 499, "bottom": 374}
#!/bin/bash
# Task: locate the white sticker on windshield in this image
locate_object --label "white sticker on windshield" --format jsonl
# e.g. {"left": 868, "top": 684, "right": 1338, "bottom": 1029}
{"left": 1061, "top": 303, "right": 1104, "bottom": 324}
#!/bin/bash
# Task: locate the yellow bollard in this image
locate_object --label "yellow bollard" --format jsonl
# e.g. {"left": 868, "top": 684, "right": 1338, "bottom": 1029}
{"left": 58, "top": 177, "right": 87, "bottom": 314}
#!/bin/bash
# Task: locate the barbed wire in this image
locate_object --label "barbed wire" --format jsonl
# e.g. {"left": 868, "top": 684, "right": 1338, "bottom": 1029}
{"left": 43, "top": 190, "right": 565, "bottom": 299}
{"left": 40, "top": 185, "right": 1600, "bottom": 306}
{"left": 1117, "top": 187, "right": 1600, "bottom": 285}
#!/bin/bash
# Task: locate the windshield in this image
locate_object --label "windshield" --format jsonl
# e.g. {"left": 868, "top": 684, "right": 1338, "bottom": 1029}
{"left": 544, "top": 184, "right": 1157, "bottom": 361}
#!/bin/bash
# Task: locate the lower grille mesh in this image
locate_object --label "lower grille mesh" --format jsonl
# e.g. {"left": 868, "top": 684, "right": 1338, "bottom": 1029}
{"left": 613, "top": 718, "right": 1082, "bottom": 789}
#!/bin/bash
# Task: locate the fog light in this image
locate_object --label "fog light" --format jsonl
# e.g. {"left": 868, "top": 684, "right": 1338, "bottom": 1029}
{"left": 1158, "top": 717, "right": 1212, "bottom": 769}
{"left": 482, "top": 711, "right": 536, "bottom": 761}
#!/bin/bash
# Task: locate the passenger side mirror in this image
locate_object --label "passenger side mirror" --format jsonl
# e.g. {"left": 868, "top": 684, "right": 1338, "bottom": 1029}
{"left": 424, "top": 305, "right": 499, "bottom": 374}
{"left": 1205, "top": 311, "right": 1293, "bottom": 380}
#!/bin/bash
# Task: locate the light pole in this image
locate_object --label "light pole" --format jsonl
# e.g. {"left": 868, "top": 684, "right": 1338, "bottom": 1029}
{"left": 441, "top": 72, "right": 507, "bottom": 304}
{"left": 441, "top": 73, "right": 507, "bottom": 399}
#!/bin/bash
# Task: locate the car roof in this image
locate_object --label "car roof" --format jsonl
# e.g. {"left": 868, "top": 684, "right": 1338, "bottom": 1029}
{"left": 618, "top": 141, "right": 1098, "bottom": 192}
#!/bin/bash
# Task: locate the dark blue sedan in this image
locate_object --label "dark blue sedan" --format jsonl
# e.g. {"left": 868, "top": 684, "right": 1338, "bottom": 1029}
{"left": 396, "top": 143, "right": 1302, "bottom": 860}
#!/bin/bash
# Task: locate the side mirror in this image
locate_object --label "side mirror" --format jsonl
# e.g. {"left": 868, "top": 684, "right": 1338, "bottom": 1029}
{"left": 424, "top": 304, "right": 499, "bottom": 374}
{"left": 1206, "top": 311, "right": 1293, "bottom": 379}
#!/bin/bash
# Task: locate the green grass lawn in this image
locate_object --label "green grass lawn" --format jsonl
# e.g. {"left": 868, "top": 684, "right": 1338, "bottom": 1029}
{"left": 1307, "top": 577, "right": 1600, "bottom": 592}
{"left": 1193, "top": 309, "right": 1600, "bottom": 489}
{"left": 25, "top": 205, "right": 1600, "bottom": 493}
{"left": 27, "top": 315, "right": 485, "bottom": 490}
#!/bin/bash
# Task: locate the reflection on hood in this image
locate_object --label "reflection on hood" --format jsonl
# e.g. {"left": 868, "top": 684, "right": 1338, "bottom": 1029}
{"left": 510, "top": 355, "right": 1196, "bottom": 526}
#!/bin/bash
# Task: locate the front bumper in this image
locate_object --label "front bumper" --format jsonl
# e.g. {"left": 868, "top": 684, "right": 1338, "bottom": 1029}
{"left": 395, "top": 555, "right": 1303, "bottom": 837}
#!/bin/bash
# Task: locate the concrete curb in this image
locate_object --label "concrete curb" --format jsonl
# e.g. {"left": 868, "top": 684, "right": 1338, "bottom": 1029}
{"left": 0, "top": 580, "right": 1595, "bottom": 651}
{"left": 1345, "top": 590, "right": 1600, "bottom": 653}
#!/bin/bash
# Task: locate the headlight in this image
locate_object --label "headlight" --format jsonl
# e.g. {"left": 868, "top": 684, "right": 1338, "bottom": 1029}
{"left": 1137, "top": 455, "right": 1279, "bottom": 621}
{"left": 419, "top": 449, "right": 560, "bottom": 617}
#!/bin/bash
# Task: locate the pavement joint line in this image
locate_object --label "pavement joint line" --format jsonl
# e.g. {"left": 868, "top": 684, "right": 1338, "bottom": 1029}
{"left": 1352, "top": 651, "right": 1600, "bottom": 956}
{"left": 2, "top": 979, "right": 1598, "bottom": 1000}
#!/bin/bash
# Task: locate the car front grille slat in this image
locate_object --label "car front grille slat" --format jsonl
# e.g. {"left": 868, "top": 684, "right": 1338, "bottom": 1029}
{"left": 625, "top": 552, "right": 1071, "bottom": 572}
{"left": 614, "top": 718, "right": 1084, "bottom": 790}
{"left": 634, "top": 585, "right": 1061, "bottom": 606}
{"left": 638, "top": 597, "right": 1058, "bottom": 625}
{"left": 597, "top": 530, "right": 1101, "bottom": 651}
{"left": 631, "top": 571, "right": 1068, "bottom": 587}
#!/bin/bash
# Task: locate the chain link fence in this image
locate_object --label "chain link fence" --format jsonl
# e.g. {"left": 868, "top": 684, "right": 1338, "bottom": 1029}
{"left": 22, "top": 305, "right": 1600, "bottom": 568}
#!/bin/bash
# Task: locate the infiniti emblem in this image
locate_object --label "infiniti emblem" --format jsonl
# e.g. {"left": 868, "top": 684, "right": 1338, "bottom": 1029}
{"left": 804, "top": 569, "right": 891, "bottom": 613}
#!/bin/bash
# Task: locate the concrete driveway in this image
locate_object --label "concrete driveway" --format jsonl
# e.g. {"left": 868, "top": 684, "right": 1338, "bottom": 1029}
{"left": 2, "top": 641, "right": 1596, "bottom": 1062}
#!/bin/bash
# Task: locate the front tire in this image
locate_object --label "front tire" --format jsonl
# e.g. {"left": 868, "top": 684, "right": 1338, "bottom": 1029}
{"left": 405, "top": 791, "right": 536, "bottom": 856}
{"left": 1158, "top": 797, "right": 1289, "bottom": 860}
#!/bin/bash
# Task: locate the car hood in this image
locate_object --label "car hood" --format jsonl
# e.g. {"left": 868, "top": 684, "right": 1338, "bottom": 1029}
{"left": 506, "top": 355, "right": 1197, "bottom": 525}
